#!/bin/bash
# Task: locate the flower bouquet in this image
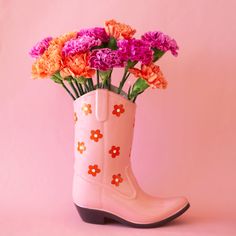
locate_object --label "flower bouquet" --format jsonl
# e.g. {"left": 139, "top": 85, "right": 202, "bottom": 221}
{"left": 29, "top": 20, "right": 190, "bottom": 228}
{"left": 29, "top": 19, "right": 178, "bottom": 102}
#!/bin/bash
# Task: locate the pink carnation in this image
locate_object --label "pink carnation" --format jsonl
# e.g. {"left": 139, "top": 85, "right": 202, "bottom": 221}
{"left": 62, "top": 35, "right": 101, "bottom": 56}
{"left": 78, "top": 27, "right": 109, "bottom": 42}
{"left": 89, "top": 48, "right": 124, "bottom": 71}
{"left": 142, "top": 31, "right": 179, "bottom": 56}
{"left": 29, "top": 37, "right": 52, "bottom": 58}
{"left": 117, "top": 38, "right": 153, "bottom": 65}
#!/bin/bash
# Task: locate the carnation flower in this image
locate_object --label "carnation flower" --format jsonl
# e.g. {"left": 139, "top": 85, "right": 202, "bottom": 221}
{"left": 51, "top": 32, "right": 77, "bottom": 46}
{"left": 129, "top": 63, "right": 167, "bottom": 89}
{"left": 142, "top": 31, "right": 179, "bottom": 56}
{"left": 29, "top": 37, "right": 52, "bottom": 58}
{"left": 117, "top": 38, "right": 153, "bottom": 65}
{"left": 60, "top": 53, "right": 95, "bottom": 78}
{"left": 31, "top": 45, "right": 62, "bottom": 78}
{"left": 62, "top": 35, "right": 101, "bottom": 56}
{"left": 78, "top": 27, "right": 109, "bottom": 42}
{"left": 31, "top": 32, "right": 77, "bottom": 78}
{"left": 105, "top": 19, "right": 136, "bottom": 39}
{"left": 89, "top": 48, "right": 124, "bottom": 71}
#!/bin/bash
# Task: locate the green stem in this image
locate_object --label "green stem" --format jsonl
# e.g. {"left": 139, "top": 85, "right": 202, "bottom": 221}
{"left": 84, "top": 83, "right": 90, "bottom": 92}
{"left": 61, "top": 81, "right": 76, "bottom": 100}
{"left": 133, "top": 96, "right": 138, "bottom": 103}
{"left": 118, "top": 60, "right": 137, "bottom": 93}
{"left": 108, "top": 70, "right": 113, "bottom": 90}
{"left": 125, "top": 72, "right": 130, "bottom": 80}
{"left": 107, "top": 77, "right": 111, "bottom": 90}
{"left": 127, "top": 86, "right": 132, "bottom": 100}
{"left": 104, "top": 80, "right": 108, "bottom": 89}
{"left": 118, "top": 69, "right": 129, "bottom": 94}
{"left": 69, "top": 80, "right": 79, "bottom": 98}
{"left": 96, "top": 70, "right": 100, "bottom": 88}
{"left": 88, "top": 78, "right": 95, "bottom": 90}
{"left": 73, "top": 79, "right": 84, "bottom": 95}
{"left": 79, "top": 83, "right": 85, "bottom": 95}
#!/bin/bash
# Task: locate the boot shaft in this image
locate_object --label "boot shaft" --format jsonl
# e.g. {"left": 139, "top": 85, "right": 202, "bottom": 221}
{"left": 73, "top": 89, "right": 136, "bottom": 198}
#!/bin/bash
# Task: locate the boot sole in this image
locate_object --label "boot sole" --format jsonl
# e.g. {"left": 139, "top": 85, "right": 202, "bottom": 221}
{"left": 75, "top": 203, "right": 190, "bottom": 228}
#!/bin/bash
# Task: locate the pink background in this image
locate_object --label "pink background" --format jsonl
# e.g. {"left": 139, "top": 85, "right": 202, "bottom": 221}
{"left": 1, "top": 0, "right": 236, "bottom": 235}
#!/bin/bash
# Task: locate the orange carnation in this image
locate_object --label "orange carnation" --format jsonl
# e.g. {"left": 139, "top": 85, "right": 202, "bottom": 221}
{"left": 32, "top": 32, "right": 77, "bottom": 79}
{"left": 105, "top": 19, "right": 136, "bottom": 39}
{"left": 129, "top": 63, "right": 167, "bottom": 89}
{"left": 60, "top": 53, "right": 95, "bottom": 78}
{"left": 31, "top": 44, "right": 61, "bottom": 78}
{"left": 50, "top": 32, "right": 77, "bottom": 47}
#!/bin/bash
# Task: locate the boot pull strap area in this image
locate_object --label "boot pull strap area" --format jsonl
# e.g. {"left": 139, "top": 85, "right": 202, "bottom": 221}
{"left": 95, "top": 89, "right": 109, "bottom": 122}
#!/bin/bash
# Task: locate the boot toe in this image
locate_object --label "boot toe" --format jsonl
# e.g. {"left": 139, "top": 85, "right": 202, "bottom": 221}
{"left": 164, "top": 196, "right": 189, "bottom": 218}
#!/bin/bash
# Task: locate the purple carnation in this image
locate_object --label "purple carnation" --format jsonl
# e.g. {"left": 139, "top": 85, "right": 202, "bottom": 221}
{"left": 117, "top": 38, "right": 153, "bottom": 65}
{"left": 29, "top": 36, "right": 52, "bottom": 58}
{"left": 62, "top": 35, "right": 101, "bottom": 56}
{"left": 89, "top": 48, "right": 124, "bottom": 71}
{"left": 142, "top": 31, "right": 179, "bottom": 56}
{"left": 78, "top": 27, "right": 109, "bottom": 42}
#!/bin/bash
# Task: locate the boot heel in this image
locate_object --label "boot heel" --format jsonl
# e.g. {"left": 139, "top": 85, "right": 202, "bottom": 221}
{"left": 75, "top": 205, "right": 105, "bottom": 225}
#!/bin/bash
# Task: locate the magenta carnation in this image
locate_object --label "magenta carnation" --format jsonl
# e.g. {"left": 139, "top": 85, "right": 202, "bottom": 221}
{"left": 142, "top": 31, "right": 179, "bottom": 56}
{"left": 29, "top": 36, "right": 52, "bottom": 58}
{"left": 89, "top": 48, "right": 124, "bottom": 71}
{"left": 117, "top": 38, "right": 153, "bottom": 65}
{"left": 62, "top": 35, "right": 101, "bottom": 56}
{"left": 78, "top": 27, "right": 109, "bottom": 42}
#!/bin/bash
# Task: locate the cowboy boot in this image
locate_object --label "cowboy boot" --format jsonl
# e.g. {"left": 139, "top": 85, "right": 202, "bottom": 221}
{"left": 73, "top": 89, "right": 190, "bottom": 228}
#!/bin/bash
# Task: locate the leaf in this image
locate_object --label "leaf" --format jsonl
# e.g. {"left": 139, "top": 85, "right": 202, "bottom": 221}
{"left": 50, "top": 72, "right": 62, "bottom": 84}
{"left": 74, "top": 76, "right": 87, "bottom": 84}
{"left": 64, "top": 76, "right": 73, "bottom": 82}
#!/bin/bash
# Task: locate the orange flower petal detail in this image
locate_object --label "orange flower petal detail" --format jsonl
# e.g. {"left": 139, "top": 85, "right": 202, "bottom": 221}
{"left": 112, "top": 104, "right": 125, "bottom": 117}
{"left": 32, "top": 32, "right": 77, "bottom": 79}
{"left": 129, "top": 63, "right": 168, "bottom": 89}
{"left": 77, "top": 142, "right": 86, "bottom": 154}
{"left": 88, "top": 164, "right": 101, "bottom": 177}
{"left": 82, "top": 103, "right": 92, "bottom": 115}
{"left": 90, "top": 129, "right": 103, "bottom": 142}
{"left": 60, "top": 53, "right": 95, "bottom": 79}
{"left": 111, "top": 174, "right": 123, "bottom": 186}
{"left": 105, "top": 19, "right": 136, "bottom": 39}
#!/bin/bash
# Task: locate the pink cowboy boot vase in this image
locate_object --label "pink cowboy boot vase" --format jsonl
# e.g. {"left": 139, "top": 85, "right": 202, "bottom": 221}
{"left": 73, "top": 89, "right": 190, "bottom": 228}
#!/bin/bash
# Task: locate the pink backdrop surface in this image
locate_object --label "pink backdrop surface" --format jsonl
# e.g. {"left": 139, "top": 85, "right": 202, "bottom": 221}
{"left": 0, "top": 0, "right": 236, "bottom": 235}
